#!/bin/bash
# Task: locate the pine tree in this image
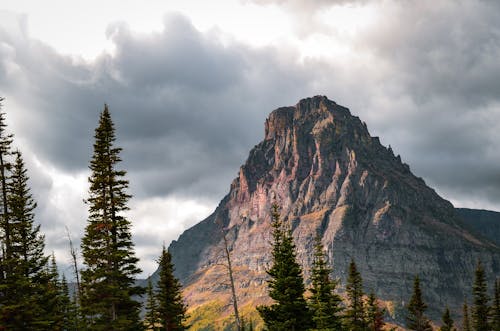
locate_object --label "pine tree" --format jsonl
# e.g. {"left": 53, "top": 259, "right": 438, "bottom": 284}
{"left": 257, "top": 203, "right": 312, "bottom": 330}
{"left": 472, "top": 261, "right": 490, "bottom": 331}
{"left": 463, "top": 301, "right": 471, "bottom": 331}
{"left": 439, "top": 307, "right": 454, "bottom": 331}
{"left": 0, "top": 97, "right": 14, "bottom": 317}
{"left": 492, "top": 279, "right": 500, "bottom": 331}
{"left": 144, "top": 278, "right": 160, "bottom": 330}
{"left": 156, "top": 246, "right": 188, "bottom": 330}
{"left": 366, "top": 292, "right": 385, "bottom": 331}
{"left": 0, "top": 150, "right": 51, "bottom": 329}
{"left": 308, "top": 236, "right": 342, "bottom": 330}
{"left": 406, "top": 276, "right": 432, "bottom": 331}
{"left": 44, "top": 254, "right": 65, "bottom": 330}
{"left": 0, "top": 97, "right": 13, "bottom": 266}
{"left": 80, "top": 105, "right": 143, "bottom": 330}
{"left": 344, "top": 259, "right": 367, "bottom": 331}
{"left": 60, "top": 274, "right": 80, "bottom": 331}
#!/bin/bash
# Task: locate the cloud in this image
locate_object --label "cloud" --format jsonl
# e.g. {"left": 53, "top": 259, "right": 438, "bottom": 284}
{"left": 2, "top": 1, "right": 500, "bottom": 274}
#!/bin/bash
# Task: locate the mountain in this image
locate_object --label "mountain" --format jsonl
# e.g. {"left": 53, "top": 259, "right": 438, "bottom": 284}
{"left": 163, "top": 96, "right": 499, "bottom": 328}
{"left": 456, "top": 208, "right": 500, "bottom": 246}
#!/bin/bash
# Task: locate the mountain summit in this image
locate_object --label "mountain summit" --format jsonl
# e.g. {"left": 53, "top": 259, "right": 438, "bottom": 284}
{"left": 166, "top": 96, "right": 499, "bottom": 326}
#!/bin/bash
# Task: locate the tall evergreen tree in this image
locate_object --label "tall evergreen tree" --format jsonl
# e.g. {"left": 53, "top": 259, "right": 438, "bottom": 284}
{"left": 257, "top": 203, "right": 312, "bottom": 330}
{"left": 0, "top": 97, "right": 13, "bottom": 276}
{"left": 463, "top": 301, "right": 471, "bottom": 331}
{"left": 439, "top": 307, "right": 455, "bottom": 331}
{"left": 406, "top": 276, "right": 432, "bottom": 331}
{"left": 44, "top": 254, "right": 65, "bottom": 330}
{"left": 344, "top": 259, "right": 367, "bottom": 331}
{"left": 366, "top": 292, "right": 385, "bottom": 331}
{"left": 492, "top": 279, "right": 500, "bottom": 331}
{"left": 156, "top": 246, "right": 188, "bottom": 330}
{"left": 0, "top": 97, "right": 14, "bottom": 313}
{"left": 0, "top": 150, "right": 51, "bottom": 329}
{"left": 144, "top": 278, "right": 160, "bottom": 331}
{"left": 80, "top": 105, "right": 143, "bottom": 330}
{"left": 308, "top": 236, "right": 342, "bottom": 330}
{"left": 472, "top": 261, "right": 490, "bottom": 331}
{"left": 60, "top": 274, "right": 80, "bottom": 331}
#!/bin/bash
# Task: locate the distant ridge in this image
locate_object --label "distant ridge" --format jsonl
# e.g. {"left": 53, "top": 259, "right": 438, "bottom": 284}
{"left": 456, "top": 208, "right": 500, "bottom": 246}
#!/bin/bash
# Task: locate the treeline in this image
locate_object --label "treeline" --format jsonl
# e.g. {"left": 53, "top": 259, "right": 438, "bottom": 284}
{"left": 0, "top": 100, "right": 188, "bottom": 330}
{"left": 256, "top": 204, "right": 500, "bottom": 331}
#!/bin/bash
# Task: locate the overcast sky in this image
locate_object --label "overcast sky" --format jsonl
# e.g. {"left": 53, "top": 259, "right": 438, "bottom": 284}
{"left": 1, "top": 0, "right": 500, "bottom": 278}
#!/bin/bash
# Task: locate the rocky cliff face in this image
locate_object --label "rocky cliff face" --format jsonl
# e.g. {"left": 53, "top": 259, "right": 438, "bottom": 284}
{"left": 457, "top": 208, "right": 500, "bottom": 246}
{"left": 167, "top": 96, "right": 500, "bottom": 326}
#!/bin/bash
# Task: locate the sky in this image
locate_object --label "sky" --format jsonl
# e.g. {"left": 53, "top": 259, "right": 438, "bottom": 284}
{"left": 1, "top": 0, "right": 500, "bottom": 278}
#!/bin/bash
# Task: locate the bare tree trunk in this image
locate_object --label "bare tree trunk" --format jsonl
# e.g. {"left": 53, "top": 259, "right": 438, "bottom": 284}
{"left": 223, "top": 232, "right": 242, "bottom": 331}
{"left": 66, "top": 226, "right": 81, "bottom": 300}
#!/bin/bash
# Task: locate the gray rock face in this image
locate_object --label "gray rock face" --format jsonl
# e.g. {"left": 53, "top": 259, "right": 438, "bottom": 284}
{"left": 457, "top": 208, "right": 500, "bottom": 246}
{"left": 167, "top": 96, "right": 500, "bottom": 322}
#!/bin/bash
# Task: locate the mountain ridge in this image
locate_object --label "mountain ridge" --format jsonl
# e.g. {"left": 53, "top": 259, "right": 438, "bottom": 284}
{"left": 161, "top": 96, "right": 499, "bottom": 328}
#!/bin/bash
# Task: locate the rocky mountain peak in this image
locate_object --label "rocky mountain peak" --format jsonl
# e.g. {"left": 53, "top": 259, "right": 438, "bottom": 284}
{"left": 167, "top": 96, "right": 499, "bottom": 328}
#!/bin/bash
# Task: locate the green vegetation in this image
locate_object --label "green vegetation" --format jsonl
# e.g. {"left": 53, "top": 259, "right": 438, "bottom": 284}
{"left": 439, "top": 307, "right": 455, "bottom": 331}
{"left": 155, "top": 246, "right": 188, "bottom": 330}
{"left": 406, "top": 276, "right": 432, "bottom": 331}
{"left": 472, "top": 261, "right": 490, "bottom": 331}
{"left": 344, "top": 259, "right": 368, "bottom": 331}
{"left": 366, "top": 292, "right": 385, "bottom": 331}
{"left": 80, "top": 105, "right": 144, "bottom": 330}
{"left": 308, "top": 236, "right": 343, "bottom": 330}
{"left": 257, "top": 203, "right": 312, "bottom": 330}
{"left": 463, "top": 301, "right": 471, "bottom": 331}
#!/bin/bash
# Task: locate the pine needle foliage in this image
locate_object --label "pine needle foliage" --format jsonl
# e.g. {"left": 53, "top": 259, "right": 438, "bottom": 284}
{"left": 472, "top": 261, "right": 490, "bottom": 331}
{"left": 0, "top": 149, "right": 51, "bottom": 329}
{"left": 366, "top": 292, "right": 385, "bottom": 331}
{"left": 308, "top": 236, "right": 342, "bottom": 330}
{"left": 80, "top": 105, "right": 143, "bottom": 330}
{"left": 344, "top": 259, "right": 367, "bottom": 331}
{"left": 144, "top": 278, "right": 160, "bottom": 331}
{"left": 257, "top": 203, "right": 312, "bottom": 330}
{"left": 439, "top": 307, "right": 455, "bottom": 331}
{"left": 462, "top": 301, "right": 471, "bottom": 331}
{"left": 493, "top": 279, "right": 500, "bottom": 331}
{"left": 156, "top": 246, "right": 188, "bottom": 330}
{"left": 406, "top": 276, "right": 432, "bottom": 331}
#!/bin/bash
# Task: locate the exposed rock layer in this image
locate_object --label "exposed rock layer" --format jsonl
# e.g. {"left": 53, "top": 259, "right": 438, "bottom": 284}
{"left": 166, "top": 96, "right": 500, "bottom": 323}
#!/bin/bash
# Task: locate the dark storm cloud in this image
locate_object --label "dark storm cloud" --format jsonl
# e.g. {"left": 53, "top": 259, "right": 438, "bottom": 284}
{"left": 2, "top": 0, "right": 500, "bottom": 214}
{"left": 349, "top": 1, "right": 500, "bottom": 207}
{"left": 0, "top": 12, "right": 320, "bottom": 202}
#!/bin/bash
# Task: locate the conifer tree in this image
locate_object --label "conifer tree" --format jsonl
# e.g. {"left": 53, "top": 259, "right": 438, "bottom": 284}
{"left": 308, "top": 236, "right": 342, "bottom": 330}
{"left": 492, "top": 279, "right": 500, "bottom": 331}
{"left": 463, "top": 301, "right": 471, "bottom": 331}
{"left": 156, "top": 246, "right": 188, "bottom": 330}
{"left": 0, "top": 97, "right": 14, "bottom": 309}
{"left": 60, "top": 274, "right": 80, "bottom": 331}
{"left": 406, "top": 276, "right": 432, "bottom": 331}
{"left": 80, "top": 105, "right": 143, "bottom": 330}
{"left": 366, "top": 292, "right": 385, "bottom": 331}
{"left": 344, "top": 259, "right": 367, "bottom": 331}
{"left": 0, "top": 150, "right": 51, "bottom": 329}
{"left": 439, "top": 307, "right": 455, "bottom": 331}
{"left": 9, "top": 151, "right": 48, "bottom": 286}
{"left": 257, "top": 203, "right": 312, "bottom": 330}
{"left": 472, "top": 261, "right": 490, "bottom": 331}
{"left": 44, "top": 254, "right": 65, "bottom": 330}
{"left": 0, "top": 98, "right": 13, "bottom": 262}
{"left": 144, "top": 278, "right": 160, "bottom": 330}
